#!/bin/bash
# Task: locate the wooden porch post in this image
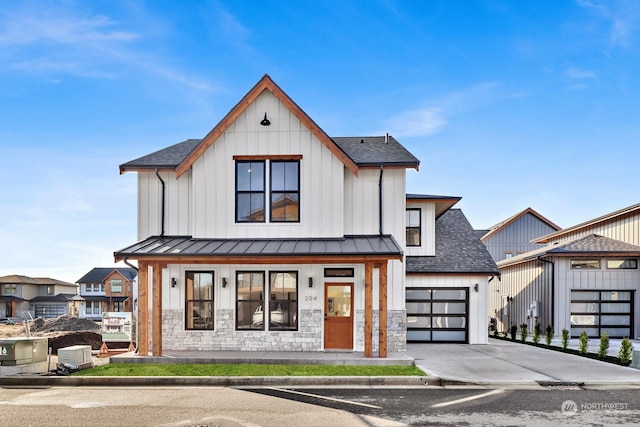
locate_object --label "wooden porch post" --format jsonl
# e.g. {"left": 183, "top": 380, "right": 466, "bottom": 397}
{"left": 378, "top": 261, "right": 388, "bottom": 358}
{"left": 364, "top": 262, "right": 373, "bottom": 358}
{"left": 151, "top": 262, "right": 164, "bottom": 356}
{"left": 137, "top": 261, "right": 149, "bottom": 356}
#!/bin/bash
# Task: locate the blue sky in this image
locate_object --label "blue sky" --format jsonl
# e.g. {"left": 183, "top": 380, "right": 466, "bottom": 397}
{"left": 2, "top": 0, "right": 640, "bottom": 283}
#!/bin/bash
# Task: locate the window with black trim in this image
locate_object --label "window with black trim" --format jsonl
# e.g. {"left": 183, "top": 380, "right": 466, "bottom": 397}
{"left": 236, "top": 161, "right": 265, "bottom": 222}
{"left": 571, "top": 259, "right": 600, "bottom": 269}
{"left": 185, "top": 271, "right": 214, "bottom": 330}
{"left": 236, "top": 271, "right": 265, "bottom": 330}
{"left": 607, "top": 259, "right": 638, "bottom": 269}
{"left": 406, "top": 208, "right": 421, "bottom": 246}
{"left": 269, "top": 271, "right": 298, "bottom": 330}
{"left": 324, "top": 268, "right": 355, "bottom": 278}
{"left": 270, "top": 161, "right": 299, "bottom": 222}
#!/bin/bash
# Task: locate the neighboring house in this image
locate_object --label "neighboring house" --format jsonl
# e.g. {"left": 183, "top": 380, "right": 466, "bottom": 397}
{"left": 479, "top": 207, "right": 561, "bottom": 262}
{"left": 492, "top": 202, "right": 640, "bottom": 339}
{"left": 0, "top": 275, "right": 79, "bottom": 319}
{"left": 114, "top": 75, "right": 498, "bottom": 357}
{"left": 77, "top": 268, "right": 137, "bottom": 320}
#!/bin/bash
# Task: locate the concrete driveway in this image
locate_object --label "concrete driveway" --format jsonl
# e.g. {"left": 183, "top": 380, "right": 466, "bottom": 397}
{"left": 408, "top": 338, "right": 640, "bottom": 386}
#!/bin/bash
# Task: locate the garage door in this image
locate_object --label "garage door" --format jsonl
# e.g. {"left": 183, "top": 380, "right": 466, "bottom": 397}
{"left": 406, "top": 288, "right": 468, "bottom": 343}
{"left": 570, "top": 290, "right": 634, "bottom": 338}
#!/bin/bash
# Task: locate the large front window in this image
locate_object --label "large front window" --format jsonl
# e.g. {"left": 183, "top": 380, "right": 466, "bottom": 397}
{"left": 236, "top": 271, "right": 298, "bottom": 331}
{"left": 235, "top": 159, "right": 300, "bottom": 223}
{"left": 185, "top": 271, "right": 214, "bottom": 330}
{"left": 270, "top": 161, "right": 299, "bottom": 222}
{"left": 269, "top": 272, "right": 298, "bottom": 330}
{"left": 236, "top": 272, "right": 265, "bottom": 330}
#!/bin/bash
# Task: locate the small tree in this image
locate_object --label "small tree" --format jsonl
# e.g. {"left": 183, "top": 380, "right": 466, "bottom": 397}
{"left": 533, "top": 322, "right": 541, "bottom": 344}
{"left": 578, "top": 331, "right": 589, "bottom": 354}
{"left": 545, "top": 325, "right": 554, "bottom": 346}
{"left": 597, "top": 333, "right": 609, "bottom": 359}
{"left": 561, "top": 329, "right": 570, "bottom": 350}
{"left": 619, "top": 338, "right": 633, "bottom": 364}
{"left": 510, "top": 325, "right": 517, "bottom": 341}
{"left": 519, "top": 323, "right": 528, "bottom": 342}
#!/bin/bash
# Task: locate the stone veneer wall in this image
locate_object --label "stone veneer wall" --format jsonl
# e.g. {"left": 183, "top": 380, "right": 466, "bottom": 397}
{"left": 355, "top": 310, "right": 407, "bottom": 353}
{"left": 162, "top": 309, "right": 323, "bottom": 351}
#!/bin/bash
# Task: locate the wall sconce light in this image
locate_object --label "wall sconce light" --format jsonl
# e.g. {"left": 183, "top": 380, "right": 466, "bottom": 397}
{"left": 308, "top": 277, "right": 313, "bottom": 288}
{"left": 473, "top": 283, "right": 479, "bottom": 292}
{"left": 222, "top": 278, "right": 228, "bottom": 288}
{"left": 171, "top": 278, "right": 177, "bottom": 288}
{"left": 260, "top": 112, "right": 271, "bottom": 126}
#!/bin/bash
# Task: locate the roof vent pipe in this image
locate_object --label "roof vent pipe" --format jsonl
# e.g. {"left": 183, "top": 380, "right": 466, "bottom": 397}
{"left": 155, "top": 168, "right": 166, "bottom": 236}
{"left": 385, "top": 133, "right": 389, "bottom": 144}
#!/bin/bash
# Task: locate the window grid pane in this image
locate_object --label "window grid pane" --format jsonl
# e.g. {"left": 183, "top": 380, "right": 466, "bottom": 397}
{"left": 185, "top": 272, "right": 214, "bottom": 330}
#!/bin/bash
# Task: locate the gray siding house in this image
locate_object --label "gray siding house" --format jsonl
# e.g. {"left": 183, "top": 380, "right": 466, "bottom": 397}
{"left": 480, "top": 207, "right": 561, "bottom": 262}
{"left": 491, "top": 203, "right": 640, "bottom": 339}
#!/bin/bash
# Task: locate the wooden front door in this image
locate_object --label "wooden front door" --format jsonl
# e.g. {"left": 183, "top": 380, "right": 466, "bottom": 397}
{"left": 324, "top": 283, "right": 353, "bottom": 349}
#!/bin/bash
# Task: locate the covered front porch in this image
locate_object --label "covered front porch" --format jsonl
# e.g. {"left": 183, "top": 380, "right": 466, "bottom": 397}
{"left": 114, "top": 235, "right": 404, "bottom": 359}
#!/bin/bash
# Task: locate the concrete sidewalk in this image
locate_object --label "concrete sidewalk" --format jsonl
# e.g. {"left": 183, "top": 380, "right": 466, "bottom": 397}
{"left": 408, "top": 338, "right": 640, "bottom": 386}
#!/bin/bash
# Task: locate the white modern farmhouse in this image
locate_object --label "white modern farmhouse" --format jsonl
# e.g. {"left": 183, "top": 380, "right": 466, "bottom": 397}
{"left": 115, "top": 75, "right": 498, "bottom": 357}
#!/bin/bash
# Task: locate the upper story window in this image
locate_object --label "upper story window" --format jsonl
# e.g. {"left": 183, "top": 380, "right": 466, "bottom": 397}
{"left": 607, "top": 259, "right": 638, "bottom": 269}
{"left": 110, "top": 279, "right": 123, "bottom": 293}
{"left": 47, "top": 285, "right": 54, "bottom": 295}
{"left": 235, "top": 157, "right": 301, "bottom": 223}
{"left": 571, "top": 259, "right": 600, "bottom": 269}
{"left": 3, "top": 284, "right": 17, "bottom": 295}
{"left": 406, "top": 208, "right": 421, "bottom": 246}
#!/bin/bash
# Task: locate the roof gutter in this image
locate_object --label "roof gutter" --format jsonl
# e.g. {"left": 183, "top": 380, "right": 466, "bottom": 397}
{"left": 155, "top": 168, "right": 166, "bottom": 236}
{"left": 537, "top": 256, "right": 555, "bottom": 328}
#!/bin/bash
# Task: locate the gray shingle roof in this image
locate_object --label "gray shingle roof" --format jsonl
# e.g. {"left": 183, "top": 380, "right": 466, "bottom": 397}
{"left": 332, "top": 136, "right": 420, "bottom": 168}
{"left": 77, "top": 268, "right": 138, "bottom": 284}
{"left": 407, "top": 209, "right": 500, "bottom": 274}
{"left": 119, "top": 139, "right": 202, "bottom": 171}
{"left": 120, "top": 136, "right": 419, "bottom": 172}
{"left": 114, "top": 235, "right": 402, "bottom": 259}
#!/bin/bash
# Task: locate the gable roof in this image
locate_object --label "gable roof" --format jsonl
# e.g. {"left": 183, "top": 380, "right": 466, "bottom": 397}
{"left": 406, "top": 194, "right": 461, "bottom": 219}
{"left": 406, "top": 209, "right": 500, "bottom": 275}
{"left": 533, "top": 202, "right": 640, "bottom": 244}
{"left": 119, "top": 75, "right": 419, "bottom": 176}
{"left": 481, "top": 207, "right": 561, "bottom": 242}
{"left": 498, "top": 234, "right": 640, "bottom": 268}
{"left": 77, "top": 268, "right": 137, "bottom": 284}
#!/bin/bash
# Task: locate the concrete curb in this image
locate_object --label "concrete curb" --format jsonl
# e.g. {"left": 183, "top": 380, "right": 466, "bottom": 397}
{"left": 0, "top": 375, "right": 439, "bottom": 387}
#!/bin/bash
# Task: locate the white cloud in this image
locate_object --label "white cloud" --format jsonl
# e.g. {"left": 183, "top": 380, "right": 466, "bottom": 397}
{"left": 565, "top": 66, "right": 598, "bottom": 80}
{"left": 576, "top": 0, "right": 640, "bottom": 48}
{"left": 387, "top": 108, "right": 447, "bottom": 138}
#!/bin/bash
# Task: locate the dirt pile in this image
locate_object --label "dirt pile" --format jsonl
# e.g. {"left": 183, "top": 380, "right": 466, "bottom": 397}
{"left": 30, "top": 316, "right": 100, "bottom": 333}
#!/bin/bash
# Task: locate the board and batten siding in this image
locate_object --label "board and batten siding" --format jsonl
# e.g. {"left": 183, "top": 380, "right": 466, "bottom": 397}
{"left": 484, "top": 213, "right": 558, "bottom": 262}
{"left": 490, "top": 260, "right": 552, "bottom": 333}
{"left": 137, "top": 170, "right": 192, "bottom": 240}
{"left": 404, "top": 202, "right": 435, "bottom": 257}
{"left": 554, "top": 257, "right": 640, "bottom": 337}
{"left": 405, "top": 274, "right": 490, "bottom": 344}
{"left": 545, "top": 211, "right": 640, "bottom": 246}
{"left": 190, "top": 90, "right": 345, "bottom": 239}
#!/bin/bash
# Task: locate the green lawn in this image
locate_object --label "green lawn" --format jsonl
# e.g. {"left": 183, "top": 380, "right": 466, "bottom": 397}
{"left": 73, "top": 363, "right": 425, "bottom": 377}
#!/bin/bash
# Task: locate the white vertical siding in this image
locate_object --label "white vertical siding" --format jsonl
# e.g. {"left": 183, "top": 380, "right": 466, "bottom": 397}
{"left": 546, "top": 212, "right": 640, "bottom": 246}
{"left": 405, "top": 202, "right": 435, "bottom": 256}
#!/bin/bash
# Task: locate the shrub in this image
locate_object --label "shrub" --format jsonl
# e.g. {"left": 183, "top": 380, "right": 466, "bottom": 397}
{"left": 619, "top": 338, "right": 633, "bottom": 364}
{"left": 578, "top": 331, "right": 589, "bottom": 354}
{"left": 519, "top": 323, "right": 528, "bottom": 342}
{"left": 533, "top": 322, "right": 541, "bottom": 344}
{"left": 510, "top": 325, "right": 517, "bottom": 341}
{"left": 545, "top": 325, "right": 554, "bottom": 346}
{"left": 561, "top": 329, "right": 570, "bottom": 350}
{"left": 597, "top": 333, "right": 609, "bottom": 359}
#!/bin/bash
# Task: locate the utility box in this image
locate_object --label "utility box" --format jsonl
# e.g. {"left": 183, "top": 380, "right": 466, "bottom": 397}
{"left": 0, "top": 337, "right": 48, "bottom": 366}
{"left": 58, "top": 345, "right": 93, "bottom": 366}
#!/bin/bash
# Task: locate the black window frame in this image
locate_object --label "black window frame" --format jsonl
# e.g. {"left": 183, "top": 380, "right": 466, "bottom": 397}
{"left": 324, "top": 268, "right": 355, "bottom": 278}
{"left": 570, "top": 290, "right": 634, "bottom": 338}
{"left": 570, "top": 259, "right": 601, "bottom": 269}
{"left": 268, "top": 271, "right": 298, "bottom": 331}
{"left": 406, "top": 287, "right": 469, "bottom": 343}
{"left": 606, "top": 259, "right": 638, "bottom": 269}
{"left": 269, "top": 160, "right": 300, "bottom": 223}
{"left": 185, "top": 271, "right": 215, "bottom": 331}
{"left": 406, "top": 208, "right": 421, "bottom": 247}
{"left": 236, "top": 271, "right": 265, "bottom": 331}
{"left": 235, "top": 160, "right": 266, "bottom": 223}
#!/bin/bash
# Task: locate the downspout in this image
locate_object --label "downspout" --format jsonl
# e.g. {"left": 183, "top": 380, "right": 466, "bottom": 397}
{"left": 378, "top": 165, "right": 384, "bottom": 235}
{"left": 123, "top": 257, "right": 139, "bottom": 272}
{"left": 155, "top": 168, "right": 166, "bottom": 236}
{"left": 538, "top": 256, "right": 555, "bottom": 329}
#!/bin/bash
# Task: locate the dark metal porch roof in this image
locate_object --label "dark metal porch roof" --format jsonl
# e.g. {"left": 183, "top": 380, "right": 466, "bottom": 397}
{"left": 115, "top": 235, "right": 403, "bottom": 262}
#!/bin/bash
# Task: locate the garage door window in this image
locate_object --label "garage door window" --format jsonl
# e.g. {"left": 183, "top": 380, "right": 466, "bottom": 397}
{"left": 406, "top": 287, "right": 468, "bottom": 343}
{"left": 570, "top": 290, "right": 633, "bottom": 338}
